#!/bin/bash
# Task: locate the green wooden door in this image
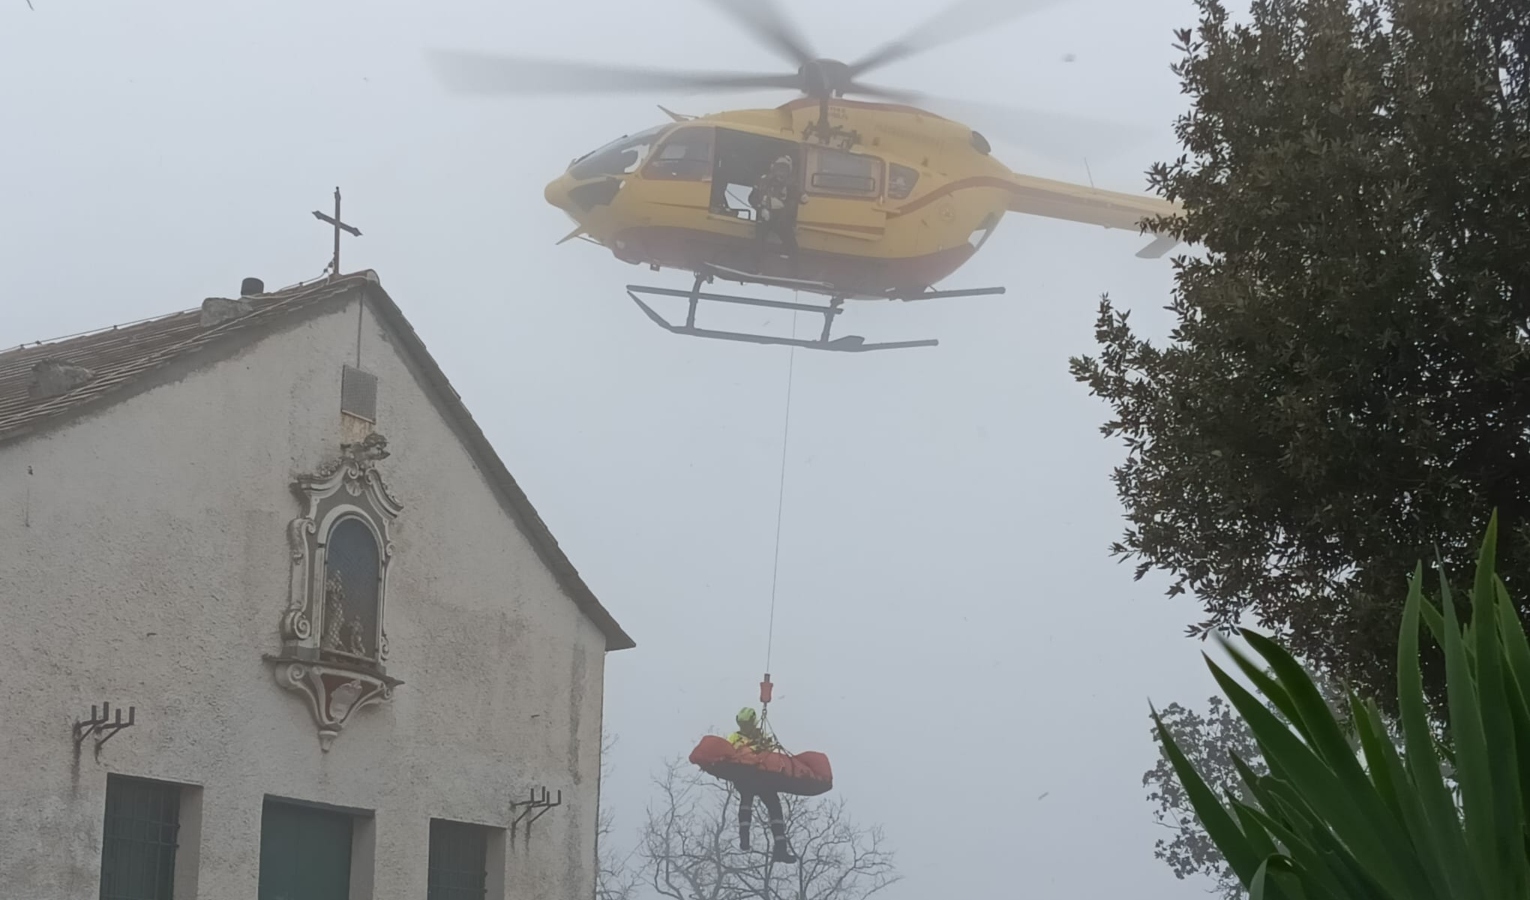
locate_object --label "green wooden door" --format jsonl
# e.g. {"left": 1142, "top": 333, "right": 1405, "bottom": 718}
{"left": 257, "top": 800, "right": 353, "bottom": 900}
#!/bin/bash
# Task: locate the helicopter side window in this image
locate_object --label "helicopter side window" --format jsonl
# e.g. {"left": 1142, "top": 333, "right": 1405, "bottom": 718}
{"left": 887, "top": 163, "right": 920, "bottom": 201}
{"left": 807, "top": 148, "right": 884, "bottom": 199}
{"left": 644, "top": 127, "right": 715, "bottom": 181}
{"left": 569, "top": 125, "right": 667, "bottom": 180}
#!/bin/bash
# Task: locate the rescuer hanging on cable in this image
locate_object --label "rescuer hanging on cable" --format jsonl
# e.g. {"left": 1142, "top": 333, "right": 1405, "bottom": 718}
{"left": 728, "top": 706, "right": 798, "bottom": 864}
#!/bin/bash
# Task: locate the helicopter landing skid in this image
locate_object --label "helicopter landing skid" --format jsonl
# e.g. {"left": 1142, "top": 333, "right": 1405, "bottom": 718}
{"left": 624, "top": 272, "right": 1006, "bottom": 353}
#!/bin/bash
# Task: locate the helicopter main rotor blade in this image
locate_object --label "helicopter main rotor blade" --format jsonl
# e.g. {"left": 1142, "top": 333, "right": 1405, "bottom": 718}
{"left": 425, "top": 50, "right": 801, "bottom": 96}
{"left": 837, "top": 81, "right": 924, "bottom": 104}
{"left": 699, "top": 0, "right": 817, "bottom": 68}
{"left": 847, "top": 84, "right": 1152, "bottom": 165}
{"left": 846, "top": 0, "right": 1072, "bottom": 78}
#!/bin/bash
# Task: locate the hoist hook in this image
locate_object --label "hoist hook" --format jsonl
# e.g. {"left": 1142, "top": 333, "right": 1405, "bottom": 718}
{"left": 760, "top": 673, "right": 775, "bottom": 724}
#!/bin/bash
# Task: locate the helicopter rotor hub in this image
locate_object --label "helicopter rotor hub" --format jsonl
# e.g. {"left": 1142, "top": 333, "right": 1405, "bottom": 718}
{"left": 797, "top": 58, "right": 854, "bottom": 99}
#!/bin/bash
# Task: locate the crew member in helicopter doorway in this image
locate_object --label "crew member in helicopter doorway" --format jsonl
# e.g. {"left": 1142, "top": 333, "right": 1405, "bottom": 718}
{"left": 749, "top": 155, "right": 804, "bottom": 274}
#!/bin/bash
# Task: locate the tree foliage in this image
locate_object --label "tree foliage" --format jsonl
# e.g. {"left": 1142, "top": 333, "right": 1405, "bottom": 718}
{"left": 1070, "top": 0, "right": 1530, "bottom": 707}
{"left": 633, "top": 758, "right": 898, "bottom": 900}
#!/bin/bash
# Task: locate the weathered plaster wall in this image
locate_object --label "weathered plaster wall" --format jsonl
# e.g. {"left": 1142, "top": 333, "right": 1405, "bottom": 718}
{"left": 0, "top": 290, "right": 609, "bottom": 899}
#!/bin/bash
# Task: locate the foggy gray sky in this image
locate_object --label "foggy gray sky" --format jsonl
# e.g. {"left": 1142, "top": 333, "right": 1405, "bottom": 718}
{"left": 2, "top": 0, "right": 1251, "bottom": 895}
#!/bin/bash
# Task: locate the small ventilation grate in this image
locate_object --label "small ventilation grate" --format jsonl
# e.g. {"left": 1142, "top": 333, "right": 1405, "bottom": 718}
{"left": 341, "top": 365, "right": 378, "bottom": 422}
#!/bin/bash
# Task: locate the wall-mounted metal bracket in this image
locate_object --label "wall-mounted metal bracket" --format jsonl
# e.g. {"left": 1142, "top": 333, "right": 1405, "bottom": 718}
{"left": 509, "top": 786, "right": 563, "bottom": 842}
{"left": 73, "top": 702, "right": 136, "bottom": 760}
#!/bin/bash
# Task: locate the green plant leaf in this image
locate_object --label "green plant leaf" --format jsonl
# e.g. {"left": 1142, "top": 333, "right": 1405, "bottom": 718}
{"left": 1216, "top": 631, "right": 1309, "bottom": 740}
{"left": 1237, "top": 803, "right": 1324, "bottom": 900}
{"left": 1152, "top": 701, "right": 1267, "bottom": 885}
{"left": 1492, "top": 576, "right": 1530, "bottom": 849}
{"left": 1157, "top": 526, "right": 1530, "bottom": 899}
{"left": 1231, "top": 783, "right": 1282, "bottom": 861}
{"left": 1350, "top": 696, "right": 1459, "bottom": 897}
{"left": 1396, "top": 564, "right": 1480, "bottom": 896}
{"left": 1249, "top": 855, "right": 1309, "bottom": 900}
{"left": 1441, "top": 520, "right": 1498, "bottom": 887}
{"left": 1250, "top": 858, "right": 1272, "bottom": 900}
{"left": 1206, "top": 654, "right": 1428, "bottom": 897}
{"left": 1243, "top": 792, "right": 1362, "bottom": 900}
{"left": 1464, "top": 515, "right": 1526, "bottom": 893}
{"left": 1239, "top": 628, "right": 1376, "bottom": 795}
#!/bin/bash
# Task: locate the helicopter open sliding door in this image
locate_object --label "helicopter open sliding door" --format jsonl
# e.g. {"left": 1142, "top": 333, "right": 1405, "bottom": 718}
{"left": 709, "top": 129, "right": 800, "bottom": 221}
{"left": 798, "top": 146, "right": 887, "bottom": 244}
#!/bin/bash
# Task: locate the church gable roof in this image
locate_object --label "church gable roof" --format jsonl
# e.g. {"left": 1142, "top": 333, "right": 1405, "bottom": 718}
{"left": 0, "top": 277, "right": 356, "bottom": 445}
{"left": 0, "top": 271, "right": 634, "bottom": 651}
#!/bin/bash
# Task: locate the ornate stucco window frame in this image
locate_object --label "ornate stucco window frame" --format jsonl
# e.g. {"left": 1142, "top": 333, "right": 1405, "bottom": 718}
{"left": 264, "top": 434, "right": 404, "bottom": 751}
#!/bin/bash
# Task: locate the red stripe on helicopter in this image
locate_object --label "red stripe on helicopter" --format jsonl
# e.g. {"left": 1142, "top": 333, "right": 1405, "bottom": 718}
{"left": 649, "top": 203, "right": 884, "bottom": 234}
{"left": 800, "top": 221, "right": 885, "bottom": 235}
{"left": 887, "top": 176, "right": 1023, "bottom": 217}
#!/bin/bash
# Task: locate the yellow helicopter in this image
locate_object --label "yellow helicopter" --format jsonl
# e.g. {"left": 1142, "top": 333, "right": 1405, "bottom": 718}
{"left": 429, "top": 0, "right": 1183, "bottom": 352}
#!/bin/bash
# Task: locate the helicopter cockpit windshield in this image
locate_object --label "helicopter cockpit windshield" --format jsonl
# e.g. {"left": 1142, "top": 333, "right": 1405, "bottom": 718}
{"left": 568, "top": 125, "right": 668, "bottom": 180}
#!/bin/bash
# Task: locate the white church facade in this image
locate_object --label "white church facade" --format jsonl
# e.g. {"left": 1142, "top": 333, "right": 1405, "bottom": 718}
{"left": 0, "top": 270, "right": 634, "bottom": 900}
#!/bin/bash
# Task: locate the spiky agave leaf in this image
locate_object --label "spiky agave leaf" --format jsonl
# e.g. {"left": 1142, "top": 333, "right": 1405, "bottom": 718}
{"left": 1153, "top": 513, "right": 1530, "bottom": 898}
{"left": 1152, "top": 701, "right": 1278, "bottom": 891}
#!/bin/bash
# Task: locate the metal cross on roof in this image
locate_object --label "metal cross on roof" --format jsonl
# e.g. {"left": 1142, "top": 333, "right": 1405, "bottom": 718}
{"left": 312, "top": 187, "right": 362, "bottom": 281}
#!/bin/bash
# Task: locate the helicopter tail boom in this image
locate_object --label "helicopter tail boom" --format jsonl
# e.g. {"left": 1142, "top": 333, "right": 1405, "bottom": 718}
{"left": 1002, "top": 172, "right": 1184, "bottom": 257}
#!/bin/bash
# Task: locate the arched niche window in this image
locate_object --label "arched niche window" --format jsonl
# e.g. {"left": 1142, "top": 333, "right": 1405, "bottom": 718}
{"left": 268, "top": 426, "right": 402, "bottom": 752}
{"left": 277, "top": 439, "right": 402, "bottom": 675}
{"left": 320, "top": 516, "right": 382, "bottom": 663}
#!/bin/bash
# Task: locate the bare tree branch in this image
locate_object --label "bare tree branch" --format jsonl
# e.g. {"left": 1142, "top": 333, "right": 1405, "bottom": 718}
{"left": 598, "top": 732, "right": 642, "bottom": 900}
{"left": 635, "top": 757, "right": 899, "bottom": 900}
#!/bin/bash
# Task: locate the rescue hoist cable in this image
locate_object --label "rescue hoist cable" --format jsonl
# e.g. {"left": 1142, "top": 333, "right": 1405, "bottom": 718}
{"left": 760, "top": 305, "right": 799, "bottom": 728}
{"left": 756, "top": 307, "right": 805, "bottom": 880}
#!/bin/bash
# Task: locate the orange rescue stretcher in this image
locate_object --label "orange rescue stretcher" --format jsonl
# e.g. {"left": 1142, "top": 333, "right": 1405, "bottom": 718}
{"left": 689, "top": 735, "right": 834, "bottom": 797}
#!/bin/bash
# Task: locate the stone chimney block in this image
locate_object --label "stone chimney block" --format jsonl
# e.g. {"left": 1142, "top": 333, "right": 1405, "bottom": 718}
{"left": 29, "top": 358, "right": 95, "bottom": 399}
{"left": 201, "top": 296, "right": 253, "bottom": 327}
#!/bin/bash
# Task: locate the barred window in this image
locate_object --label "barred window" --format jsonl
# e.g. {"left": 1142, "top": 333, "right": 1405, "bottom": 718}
{"left": 427, "top": 819, "right": 490, "bottom": 900}
{"left": 321, "top": 516, "right": 381, "bottom": 663}
{"left": 99, "top": 776, "right": 181, "bottom": 900}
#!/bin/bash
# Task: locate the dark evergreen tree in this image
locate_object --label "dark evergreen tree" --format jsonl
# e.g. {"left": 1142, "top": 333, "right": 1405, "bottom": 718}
{"left": 1072, "top": 0, "right": 1530, "bottom": 706}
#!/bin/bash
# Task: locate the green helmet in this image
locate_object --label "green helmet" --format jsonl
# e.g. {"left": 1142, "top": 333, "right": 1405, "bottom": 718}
{"left": 736, "top": 707, "right": 758, "bottom": 727}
